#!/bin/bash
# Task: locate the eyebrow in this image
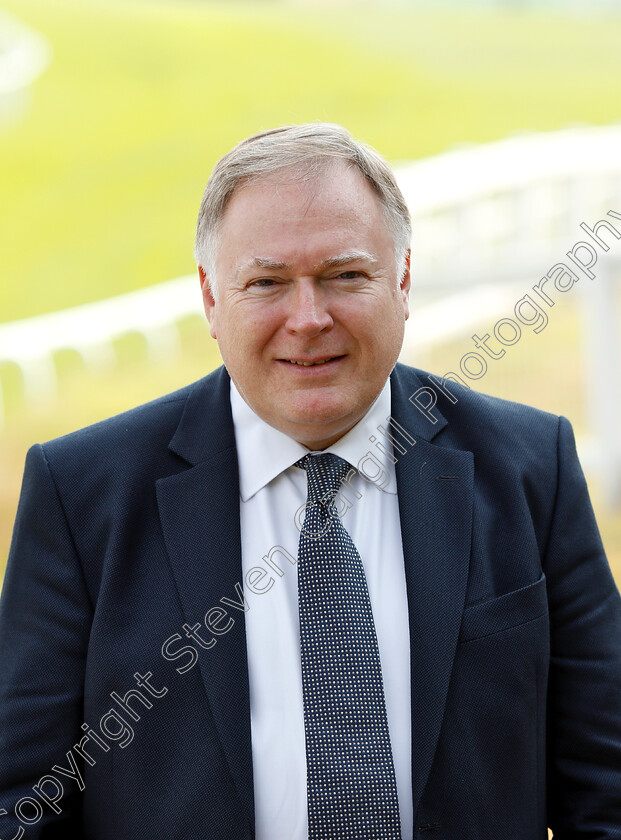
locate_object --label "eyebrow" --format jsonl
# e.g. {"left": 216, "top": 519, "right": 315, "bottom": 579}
{"left": 235, "top": 257, "right": 289, "bottom": 280}
{"left": 235, "top": 251, "right": 378, "bottom": 279}
{"left": 315, "top": 251, "right": 378, "bottom": 271}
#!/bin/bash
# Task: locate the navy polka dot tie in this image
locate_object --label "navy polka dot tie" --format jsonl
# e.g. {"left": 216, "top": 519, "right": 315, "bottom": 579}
{"left": 296, "top": 453, "right": 402, "bottom": 839}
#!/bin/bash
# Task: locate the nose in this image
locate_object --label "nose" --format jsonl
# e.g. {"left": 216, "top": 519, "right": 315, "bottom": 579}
{"left": 284, "top": 278, "right": 333, "bottom": 336}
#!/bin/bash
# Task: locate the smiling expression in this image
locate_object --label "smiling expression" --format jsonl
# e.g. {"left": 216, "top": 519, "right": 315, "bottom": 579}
{"left": 200, "top": 163, "right": 411, "bottom": 450}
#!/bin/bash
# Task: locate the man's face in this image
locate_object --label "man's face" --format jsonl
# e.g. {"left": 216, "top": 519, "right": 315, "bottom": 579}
{"left": 200, "top": 163, "right": 410, "bottom": 450}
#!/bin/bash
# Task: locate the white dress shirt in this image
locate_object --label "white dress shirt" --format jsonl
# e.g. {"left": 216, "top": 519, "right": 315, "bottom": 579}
{"left": 230, "top": 378, "right": 413, "bottom": 840}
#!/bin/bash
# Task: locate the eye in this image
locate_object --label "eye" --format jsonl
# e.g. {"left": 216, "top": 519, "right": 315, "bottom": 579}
{"left": 250, "top": 278, "right": 278, "bottom": 288}
{"left": 336, "top": 270, "right": 363, "bottom": 280}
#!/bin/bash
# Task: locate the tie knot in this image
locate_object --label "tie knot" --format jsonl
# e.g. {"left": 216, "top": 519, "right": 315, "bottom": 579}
{"left": 296, "top": 453, "right": 353, "bottom": 506}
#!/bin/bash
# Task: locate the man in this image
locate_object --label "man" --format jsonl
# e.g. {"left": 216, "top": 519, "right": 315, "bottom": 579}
{"left": 1, "top": 123, "right": 620, "bottom": 839}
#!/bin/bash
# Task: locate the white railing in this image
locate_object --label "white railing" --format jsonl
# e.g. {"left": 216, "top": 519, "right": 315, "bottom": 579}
{"left": 1, "top": 124, "right": 620, "bottom": 500}
{"left": 0, "top": 276, "right": 201, "bottom": 406}
{"left": 396, "top": 125, "right": 621, "bottom": 504}
{"left": 0, "top": 9, "right": 51, "bottom": 124}
{"left": 396, "top": 124, "right": 621, "bottom": 291}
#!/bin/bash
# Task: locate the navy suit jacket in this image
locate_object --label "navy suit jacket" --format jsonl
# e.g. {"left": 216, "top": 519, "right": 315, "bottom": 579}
{"left": 1, "top": 363, "right": 621, "bottom": 839}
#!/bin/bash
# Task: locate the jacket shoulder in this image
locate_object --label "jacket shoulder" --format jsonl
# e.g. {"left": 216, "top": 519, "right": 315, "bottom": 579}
{"left": 40, "top": 369, "right": 222, "bottom": 457}
{"left": 33, "top": 368, "right": 230, "bottom": 489}
{"left": 394, "top": 362, "right": 562, "bottom": 452}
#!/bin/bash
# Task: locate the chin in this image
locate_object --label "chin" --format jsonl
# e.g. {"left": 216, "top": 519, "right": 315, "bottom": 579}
{"left": 280, "top": 404, "right": 359, "bottom": 447}
{"left": 286, "top": 394, "right": 349, "bottom": 424}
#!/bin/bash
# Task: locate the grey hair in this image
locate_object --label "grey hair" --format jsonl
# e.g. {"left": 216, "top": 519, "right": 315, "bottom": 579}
{"left": 194, "top": 123, "right": 411, "bottom": 298}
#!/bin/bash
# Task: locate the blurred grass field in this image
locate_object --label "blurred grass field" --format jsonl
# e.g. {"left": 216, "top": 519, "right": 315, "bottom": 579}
{"left": 3, "top": 0, "right": 621, "bottom": 320}
{"left": 1, "top": 0, "right": 621, "bottom": 579}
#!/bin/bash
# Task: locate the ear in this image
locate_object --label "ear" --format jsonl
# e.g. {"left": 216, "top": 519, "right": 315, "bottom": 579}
{"left": 400, "top": 250, "right": 411, "bottom": 321}
{"left": 198, "top": 265, "right": 218, "bottom": 339}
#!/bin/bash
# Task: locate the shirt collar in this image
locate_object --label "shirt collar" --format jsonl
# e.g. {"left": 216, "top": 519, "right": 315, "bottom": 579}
{"left": 230, "top": 377, "right": 397, "bottom": 501}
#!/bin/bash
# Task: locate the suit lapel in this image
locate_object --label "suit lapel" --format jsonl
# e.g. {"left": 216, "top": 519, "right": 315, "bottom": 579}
{"left": 391, "top": 366, "right": 474, "bottom": 817}
{"left": 156, "top": 368, "right": 254, "bottom": 830}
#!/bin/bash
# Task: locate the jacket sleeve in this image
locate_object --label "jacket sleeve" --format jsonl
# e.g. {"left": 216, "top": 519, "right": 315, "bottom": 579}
{"left": 545, "top": 417, "right": 621, "bottom": 837}
{"left": 0, "top": 444, "right": 92, "bottom": 839}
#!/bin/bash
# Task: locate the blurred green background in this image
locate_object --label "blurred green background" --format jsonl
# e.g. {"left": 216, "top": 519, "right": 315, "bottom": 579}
{"left": 1, "top": 0, "right": 621, "bottom": 580}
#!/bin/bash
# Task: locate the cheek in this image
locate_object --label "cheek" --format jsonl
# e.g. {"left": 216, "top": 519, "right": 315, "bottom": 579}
{"left": 221, "top": 307, "right": 278, "bottom": 359}
{"left": 353, "top": 302, "right": 401, "bottom": 345}
{"left": 356, "top": 306, "right": 405, "bottom": 368}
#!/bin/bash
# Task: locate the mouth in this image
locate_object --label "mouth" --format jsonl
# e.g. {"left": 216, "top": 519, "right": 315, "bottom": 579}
{"left": 283, "top": 356, "right": 342, "bottom": 366}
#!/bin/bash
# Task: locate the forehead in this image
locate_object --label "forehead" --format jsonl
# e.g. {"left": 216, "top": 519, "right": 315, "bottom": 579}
{"left": 216, "top": 164, "right": 394, "bottom": 268}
